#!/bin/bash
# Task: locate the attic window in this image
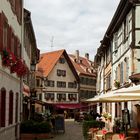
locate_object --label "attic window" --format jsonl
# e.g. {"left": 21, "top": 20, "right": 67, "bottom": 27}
{"left": 86, "top": 68, "right": 88, "bottom": 72}
{"left": 59, "top": 58, "right": 65, "bottom": 64}
{"left": 74, "top": 59, "right": 77, "bottom": 62}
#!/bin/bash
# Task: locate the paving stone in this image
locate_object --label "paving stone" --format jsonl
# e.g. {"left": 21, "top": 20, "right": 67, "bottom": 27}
{"left": 51, "top": 119, "right": 85, "bottom": 140}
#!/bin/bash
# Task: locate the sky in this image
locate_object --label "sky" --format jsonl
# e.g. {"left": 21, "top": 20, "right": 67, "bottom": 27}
{"left": 24, "top": 0, "right": 120, "bottom": 60}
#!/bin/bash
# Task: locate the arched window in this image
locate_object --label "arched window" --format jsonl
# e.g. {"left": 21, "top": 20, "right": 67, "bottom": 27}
{"left": 0, "top": 88, "right": 6, "bottom": 127}
{"left": 15, "top": 92, "right": 19, "bottom": 123}
{"left": 9, "top": 90, "right": 14, "bottom": 125}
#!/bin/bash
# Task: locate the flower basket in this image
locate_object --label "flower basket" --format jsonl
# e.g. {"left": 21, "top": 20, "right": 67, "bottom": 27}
{"left": 102, "top": 112, "right": 112, "bottom": 120}
{"left": 1, "top": 49, "right": 28, "bottom": 77}
{"left": 1, "top": 49, "right": 16, "bottom": 67}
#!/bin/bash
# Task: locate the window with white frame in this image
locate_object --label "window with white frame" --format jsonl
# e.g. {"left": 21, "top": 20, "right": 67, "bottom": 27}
{"left": 106, "top": 47, "right": 111, "bottom": 65}
{"left": 47, "top": 80, "right": 55, "bottom": 87}
{"left": 120, "top": 62, "right": 124, "bottom": 84}
{"left": 124, "top": 57, "right": 129, "bottom": 81}
{"left": 106, "top": 74, "right": 111, "bottom": 90}
{"left": 114, "top": 32, "right": 118, "bottom": 51}
{"left": 57, "top": 69, "right": 66, "bottom": 77}
{"left": 57, "top": 81, "right": 66, "bottom": 88}
{"left": 123, "top": 18, "right": 129, "bottom": 40}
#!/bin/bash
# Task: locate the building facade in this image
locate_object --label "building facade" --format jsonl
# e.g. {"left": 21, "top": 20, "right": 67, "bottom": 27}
{"left": 95, "top": 0, "right": 140, "bottom": 129}
{"left": 36, "top": 50, "right": 79, "bottom": 117}
{"left": 23, "top": 9, "right": 39, "bottom": 121}
{"left": 0, "top": 0, "right": 23, "bottom": 140}
{"left": 0, "top": 1, "right": 39, "bottom": 139}
{"left": 69, "top": 50, "right": 97, "bottom": 110}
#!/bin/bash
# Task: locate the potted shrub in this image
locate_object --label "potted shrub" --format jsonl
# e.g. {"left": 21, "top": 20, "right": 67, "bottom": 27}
{"left": 114, "top": 80, "right": 120, "bottom": 88}
{"left": 20, "top": 120, "right": 53, "bottom": 140}
{"left": 82, "top": 120, "right": 105, "bottom": 139}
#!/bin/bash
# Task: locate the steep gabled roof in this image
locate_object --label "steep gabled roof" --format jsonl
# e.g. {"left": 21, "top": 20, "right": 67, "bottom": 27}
{"left": 69, "top": 54, "right": 96, "bottom": 77}
{"left": 95, "top": 0, "right": 135, "bottom": 61}
{"left": 37, "top": 49, "right": 79, "bottom": 81}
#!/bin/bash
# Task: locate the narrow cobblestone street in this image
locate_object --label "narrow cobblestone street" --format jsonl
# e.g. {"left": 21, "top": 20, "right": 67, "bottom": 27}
{"left": 51, "top": 119, "right": 85, "bottom": 140}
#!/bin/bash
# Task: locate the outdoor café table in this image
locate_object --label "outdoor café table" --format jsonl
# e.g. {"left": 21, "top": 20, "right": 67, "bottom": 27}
{"left": 96, "top": 134, "right": 104, "bottom": 140}
{"left": 88, "top": 128, "right": 99, "bottom": 139}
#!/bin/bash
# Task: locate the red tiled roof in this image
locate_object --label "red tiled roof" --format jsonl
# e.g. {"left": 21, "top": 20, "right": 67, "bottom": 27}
{"left": 37, "top": 49, "right": 65, "bottom": 77}
{"left": 37, "top": 50, "right": 79, "bottom": 81}
{"left": 69, "top": 54, "right": 96, "bottom": 77}
{"left": 35, "top": 70, "right": 43, "bottom": 77}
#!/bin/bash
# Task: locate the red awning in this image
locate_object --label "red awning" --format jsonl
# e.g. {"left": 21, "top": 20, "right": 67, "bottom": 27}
{"left": 54, "top": 103, "right": 84, "bottom": 109}
{"left": 23, "top": 83, "right": 30, "bottom": 97}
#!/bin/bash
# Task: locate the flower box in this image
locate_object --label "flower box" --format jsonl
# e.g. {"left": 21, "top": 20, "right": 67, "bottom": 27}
{"left": 1, "top": 49, "right": 28, "bottom": 77}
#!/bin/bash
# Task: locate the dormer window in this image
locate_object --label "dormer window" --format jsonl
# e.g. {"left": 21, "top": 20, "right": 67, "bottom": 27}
{"left": 91, "top": 69, "right": 94, "bottom": 73}
{"left": 59, "top": 58, "right": 65, "bottom": 64}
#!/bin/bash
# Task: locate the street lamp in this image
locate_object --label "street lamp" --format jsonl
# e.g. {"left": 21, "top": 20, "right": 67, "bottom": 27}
{"left": 30, "top": 60, "right": 36, "bottom": 120}
{"left": 31, "top": 61, "right": 36, "bottom": 72}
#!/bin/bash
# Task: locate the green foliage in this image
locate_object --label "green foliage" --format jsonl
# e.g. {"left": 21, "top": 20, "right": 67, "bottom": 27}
{"left": 83, "top": 114, "right": 94, "bottom": 121}
{"left": 114, "top": 80, "right": 120, "bottom": 88}
{"left": 33, "top": 112, "right": 44, "bottom": 122}
{"left": 20, "top": 120, "right": 51, "bottom": 134}
{"left": 102, "top": 112, "right": 112, "bottom": 119}
{"left": 82, "top": 120, "right": 105, "bottom": 138}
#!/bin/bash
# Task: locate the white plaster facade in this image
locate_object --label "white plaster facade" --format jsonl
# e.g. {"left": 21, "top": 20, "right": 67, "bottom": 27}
{"left": 0, "top": 0, "right": 23, "bottom": 140}
{"left": 42, "top": 57, "right": 79, "bottom": 104}
{"left": 95, "top": 0, "right": 140, "bottom": 129}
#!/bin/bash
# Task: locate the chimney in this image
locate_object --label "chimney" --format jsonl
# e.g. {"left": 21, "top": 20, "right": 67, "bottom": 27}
{"left": 75, "top": 50, "right": 79, "bottom": 61}
{"left": 85, "top": 53, "right": 89, "bottom": 60}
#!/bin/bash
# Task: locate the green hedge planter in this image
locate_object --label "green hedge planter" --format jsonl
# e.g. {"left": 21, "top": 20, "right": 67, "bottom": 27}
{"left": 82, "top": 120, "right": 105, "bottom": 139}
{"left": 20, "top": 120, "right": 53, "bottom": 140}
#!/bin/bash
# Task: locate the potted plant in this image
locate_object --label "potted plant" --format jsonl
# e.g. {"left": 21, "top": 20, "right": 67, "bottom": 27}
{"left": 102, "top": 112, "right": 112, "bottom": 121}
{"left": 20, "top": 120, "right": 53, "bottom": 140}
{"left": 113, "top": 117, "right": 122, "bottom": 133}
{"left": 114, "top": 80, "right": 120, "bottom": 88}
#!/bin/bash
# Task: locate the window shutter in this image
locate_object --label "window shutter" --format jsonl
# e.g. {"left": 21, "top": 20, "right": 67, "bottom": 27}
{"left": 17, "top": 39, "right": 21, "bottom": 58}
{"left": 126, "top": 57, "right": 129, "bottom": 81}
{"left": 0, "top": 88, "right": 6, "bottom": 127}
{"left": 0, "top": 13, "right": 4, "bottom": 51}
{"left": 9, "top": 91, "right": 13, "bottom": 125}
{"left": 11, "top": 33, "right": 14, "bottom": 54}
{"left": 3, "top": 14, "right": 8, "bottom": 50}
{"left": 7, "top": 26, "right": 12, "bottom": 51}
{"left": 120, "top": 62, "right": 123, "bottom": 84}
{"left": 14, "top": 36, "right": 17, "bottom": 57}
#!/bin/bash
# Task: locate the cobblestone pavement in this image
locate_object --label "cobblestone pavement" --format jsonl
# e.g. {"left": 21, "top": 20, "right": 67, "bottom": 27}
{"left": 51, "top": 119, "right": 85, "bottom": 140}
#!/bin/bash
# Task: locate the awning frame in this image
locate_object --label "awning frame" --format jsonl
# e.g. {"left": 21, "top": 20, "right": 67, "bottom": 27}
{"left": 86, "top": 85, "right": 140, "bottom": 103}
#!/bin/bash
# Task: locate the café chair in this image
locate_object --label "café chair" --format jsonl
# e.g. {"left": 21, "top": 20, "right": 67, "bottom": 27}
{"left": 104, "top": 132, "right": 114, "bottom": 140}
{"left": 112, "top": 134, "right": 122, "bottom": 140}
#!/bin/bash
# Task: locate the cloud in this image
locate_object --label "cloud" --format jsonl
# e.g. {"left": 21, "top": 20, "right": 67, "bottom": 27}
{"left": 24, "top": 0, "right": 119, "bottom": 60}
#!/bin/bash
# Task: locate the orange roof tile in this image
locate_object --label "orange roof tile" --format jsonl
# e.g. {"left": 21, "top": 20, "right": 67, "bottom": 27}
{"left": 69, "top": 54, "right": 96, "bottom": 77}
{"left": 37, "top": 49, "right": 65, "bottom": 77}
{"left": 37, "top": 50, "right": 79, "bottom": 81}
